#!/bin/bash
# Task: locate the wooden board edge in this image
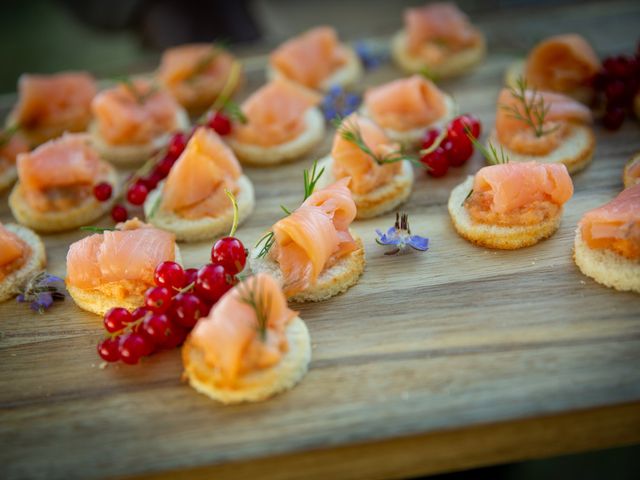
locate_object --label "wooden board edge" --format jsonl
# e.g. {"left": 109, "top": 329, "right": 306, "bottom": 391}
{"left": 121, "top": 401, "right": 640, "bottom": 480}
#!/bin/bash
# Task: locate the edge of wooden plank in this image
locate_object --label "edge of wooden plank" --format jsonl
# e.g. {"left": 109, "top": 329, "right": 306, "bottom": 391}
{"left": 121, "top": 401, "right": 640, "bottom": 480}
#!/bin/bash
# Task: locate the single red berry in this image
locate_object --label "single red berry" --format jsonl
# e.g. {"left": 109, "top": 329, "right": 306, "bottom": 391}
{"left": 605, "top": 79, "right": 628, "bottom": 105}
{"left": 207, "top": 112, "right": 232, "bottom": 136}
{"left": 154, "top": 261, "right": 186, "bottom": 291}
{"left": 143, "top": 313, "right": 171, "bottom": 345}
{"left": 211, "top": 237, "right": 247, "bottom": 275}
{"left": 119, "top": 333, "right": 152, "bottom": 364}
{"left": 111, "top": 204, "right": 128, "bottom": 223}
{"left": 97, "top": 337, "right": 120, "bottom": 362}
{"left": 131, "top": 307, "right": 150, "bottom": 322}
{"left": 443, "top": 129, "right": 474, "bottom": 167}
{"left": 170, "top": 293, "right": 206, "bottom": 329}
{"left": 603, "top": 106, "right": 626, "bottom": 130}
{"left": 103, "top": 307, "right": 132, "bottom": 333}
{"left": 93, "top": 182, "right": 113, "bottom": 202}
{"left": 155, "top": 155, "right": 176, "bottom": 178}
{"left": 127, "top": 182, "right": 148, "bottom": 206}
{"left": 450, "top": 114, "right": 481, "bottom": 139}
{"left": 162, "top": 322, "right": 189, "bottom": 349}
{"left": 195, "top": 263, "right": 233, "bottom": 304}
{"left": 421, "top": 128, "right": 441, "bottom": 150}
{"left": 182, "top": 268, "right": 198, "bottom": 292}
{"left": 167, "top": 132, "right": 188, "bottom": 159}
{"left": 144, "top": 286, "right": 173, "bottom": 314}
{"left": 421, "top": 147, "right": 449, "bottom": 177}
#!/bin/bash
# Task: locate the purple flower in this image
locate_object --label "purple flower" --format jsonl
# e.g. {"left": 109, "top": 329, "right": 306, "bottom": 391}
{"left": 376, "top": 212, "right": 429, "bottom": 255}
{"left": 354, "top": 41, "right": 388, "bottom": 70}
{"left": 322, "top": 86, "right": 361, "bottom": 122}
{"left": 16, "top": 272, "right": 65, "bottom": 314}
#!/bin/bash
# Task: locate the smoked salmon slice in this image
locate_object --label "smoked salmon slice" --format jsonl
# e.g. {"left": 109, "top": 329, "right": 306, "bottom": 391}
{"left": 467, "top": 162, "right": 573, "bottom": 226}
{"left": 66, "top": 219, "right": 176, "bottom": 290}
{"left": 10, "top": 72, "right": 96, "bottom": 143}
{"left": 160, "top": 127, "right": 242, "bottom": 218}
{"left": 91, "top": 79, "right": 181, "bottom": 146}
{"left": 270, "top": 26, "right": 348, "bottom": 89}
{"left": 364, "top": 75, "right": 447, "bottom": 131}
{"left": 271, "top": 178, "right": 357, "bottom": 295}
{"left": 0, "top": 223, "right": 28, "bottom": 281}
{"left": 404, "top": 2, "right": 480, "bottom": 62}
{"left": 157, "top": 43, "right": 241, "bottom": 112}
{"left": 17, "top": 133, "right": 102, "bottom": 212}
{"left": 580, "top": 184, "right": 640, "bottom": 260}
{"left": 189, "top": 273, "right": 297, "bottom": 386}
{"left": 496, "top": 87, "right": 592, "bottom": 156}
{"left": 332, "top": 114, "right": 401, "bottom": 194}
{"left": 233, "top": 78, "right": 321, "bottom": 147}
{"left": 524, "top": 34, "right": 600, "bottom": 94}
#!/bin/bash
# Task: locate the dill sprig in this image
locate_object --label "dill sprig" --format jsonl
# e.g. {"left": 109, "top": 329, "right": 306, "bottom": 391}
{"left": 237, "top": 276, "right": 272, "bottom": 341}
{"left": 333, "top": 116, "right": 421, "bottom": 167}
{"left": 186, "top": 41, "right": 229, "bottom": 82}
{"left": 500, "top": 77, "right": 558, "bottom": 138}
{"left": 255, "top": 160, "right": 325, "bottom": 259}
{"left": 115, "top": 76, "right": 158, "bottom": 105}
{"left": 197, "top": 60, "right": 246, "bottom": 124}
{"left": 0, "top": 124, "right": 20, "bottom": 148}
{"left": 303, "top": 159, "right": 325, "bottom": 200}
{"left": 462, "top": 188, "right": 474, "bottom": 207}
{"left": 80, "top": 226, "right": 117, "bottom": 233}
{"left": 465, "top": 128, "right": 510, "bottom": 166}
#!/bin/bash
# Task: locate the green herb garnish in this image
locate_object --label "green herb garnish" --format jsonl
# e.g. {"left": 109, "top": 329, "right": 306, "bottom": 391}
{"left": 465, "top": 127, "right": 509, "bottom": 166}
{"left": 333, "top": 116, "right": 421, "bottom": 167}
{"left": 225, "top": 188, "right": 239, "bottom": 237}
{"left": 255, "top": 160, "right": 325, "bottom": 259}
{"left": 462, "top": 188, "right": 474, "bottom": 206}
{"left": 237, "top": 276, "right": 272, "bottom": 341}
{"left": 80, "top": 226, "right": 117, "bottom": 233}
{"left": 116, "top": 76, "right": 158, "bottom": 105}
{"left": 500, "top": 77, "right": 558, "bottom": 138}
{"left": 0, "top": 124, "right": 20, "bottom": 149}
{"left": 146, "top": 192, "right": 163, "bottom": 220}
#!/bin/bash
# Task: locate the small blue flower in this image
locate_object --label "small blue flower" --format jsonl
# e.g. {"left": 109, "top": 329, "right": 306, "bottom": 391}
{"left": 322, "top": 86, "right": 361, "bottom": 123}
{"left": 354, "top": 41, "right": 388, "bottom": 70}
{"left": 375, "top": 212, "right": 429, "bottom": 255}
{"left": 16, "top": 272, "right": 65, "bottom": 314}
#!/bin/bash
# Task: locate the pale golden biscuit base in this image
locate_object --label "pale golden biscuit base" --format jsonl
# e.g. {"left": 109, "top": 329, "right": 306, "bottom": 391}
{"left": 623, "top": 152, "right": 640, "bottom": 189}
{"left": 504, "top": 60, "right": 595, "bottom": 105}
{"left": 143, "top": 175, "right": 255, "bottom": 242}
{"left": 66, "top": 246, "right": 182, "bottom": 317}
{"left": 182, "top": 316, "right": 311, "bottom": 404}
{"left": 266, "top": 45, "right": 363, "bottom": 92}
{"left": 360, "top": 94, "right": 456, "bottom": 148}
{"left": 448, "top": 176, "right": 563, "bottom": 250}
{"left": 315, "top": 156, "right": 414, "bottom": 219}
{"left": 391, "top": 30, "right": 486, "bottom": 78}
{"left": 89, "top": 108, "right": 190, "bottom": 166}
{"left": 574, "top": 229, "right": 640, "bottom": 293}
{"left": 0, "top": 224, "right": 47, "bottom": 303}
{"left": 249, "top": 235, "right": 365, "bottom": 302}
{"left": 8, "top": 165, "right": 120, "bottom": 233}
{"left": 0, "top": 164, "right": 17, "bottom": 191}
{"left": 488, "top": 124, "right": 595, "bottom": 175}
{"left": 227, "top": 108, "right": 325, "bottom": 166}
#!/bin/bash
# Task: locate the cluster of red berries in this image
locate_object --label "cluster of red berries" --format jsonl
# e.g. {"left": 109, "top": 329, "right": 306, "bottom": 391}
{"left": 593, "top": 42, "right": 640, "bottom": 131}
{"left": 419, "top": 113, "right": 482, "bottom": 177}
{"left": 92, "top": 110, "right": 234, "bottom": 223}
{"left": 97, "top": 234, "right": 247, "bottom": 365}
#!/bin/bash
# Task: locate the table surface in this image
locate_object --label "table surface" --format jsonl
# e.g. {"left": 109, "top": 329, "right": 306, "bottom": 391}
{"left": 1, "top": 2, "right": 640, "bottom": 480}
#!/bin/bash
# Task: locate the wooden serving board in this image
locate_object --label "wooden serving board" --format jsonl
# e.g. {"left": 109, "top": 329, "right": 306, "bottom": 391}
{"left": 1, "top": 4, "right": 640, "bottom": 479}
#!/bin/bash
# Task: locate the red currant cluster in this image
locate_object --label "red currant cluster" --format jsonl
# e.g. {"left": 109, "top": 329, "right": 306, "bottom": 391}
{"left": 91, "top": 110, "right": 234, "bottom": 224}
{"left": 419, "top": 113, "right": 482, "bottom": 177}
{"left": 593, "top": 42, "right": 640, "bottom": 131}
{"left": 97, "top": 234, "right": 247, "bottom": 365}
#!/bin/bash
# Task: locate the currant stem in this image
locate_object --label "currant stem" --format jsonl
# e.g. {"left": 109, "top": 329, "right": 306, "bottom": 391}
{"left": 225, "top": 189, "right": 239, "bottom": 237}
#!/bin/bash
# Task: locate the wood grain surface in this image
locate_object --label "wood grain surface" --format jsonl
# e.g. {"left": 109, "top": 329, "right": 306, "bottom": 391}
{"left": 1, "top": 2, "right": 640, "bottom": 479}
